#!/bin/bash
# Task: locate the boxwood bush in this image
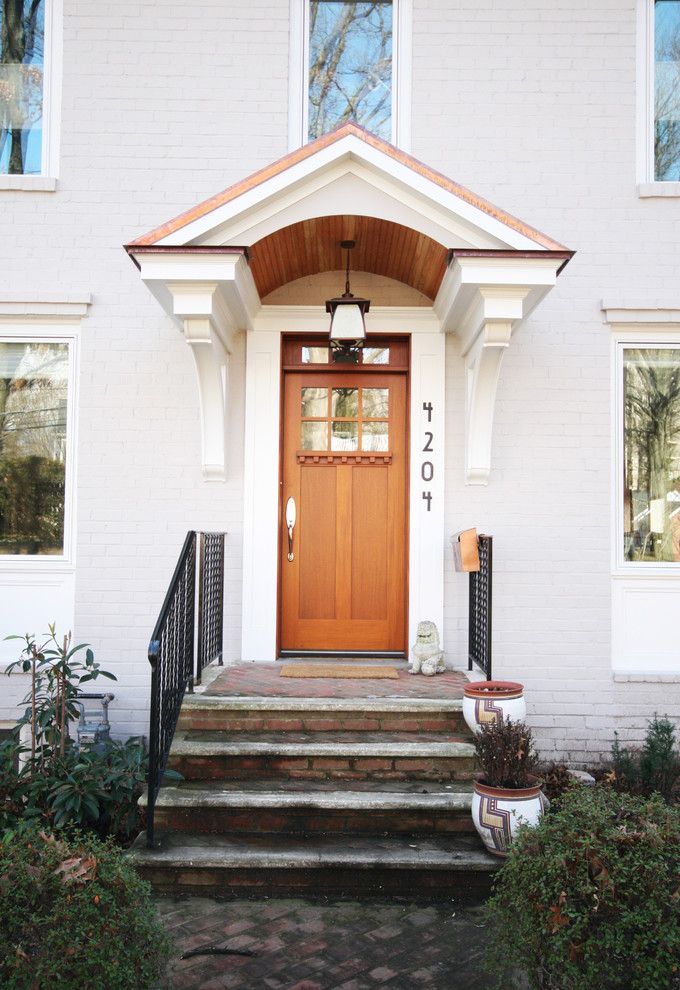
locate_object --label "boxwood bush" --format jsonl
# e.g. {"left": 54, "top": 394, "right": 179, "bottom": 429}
{"left": 484, "top": 785, "right": 680, "bottom": 990}
{"left": 0, "top": 830, "right": 171, "bottom": 990}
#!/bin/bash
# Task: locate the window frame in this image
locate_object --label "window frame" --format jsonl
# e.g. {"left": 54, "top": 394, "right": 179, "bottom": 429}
{"left": 636, "top": 0, "right": 680, "bottom": 193}
{"left": 0, "top": 0, "right": 62, "bottom": 189}
{"left": 287, "top": 0, "right": 412, "bottom": 151}
{"left": 614, "top": 334, "right": 680, "bottom": 572}
{"left": 0, "top": 323, "right": 78, "bottom": 568}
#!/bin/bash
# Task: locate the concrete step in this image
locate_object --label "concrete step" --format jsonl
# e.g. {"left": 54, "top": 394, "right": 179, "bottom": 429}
{"left": 127, "top": 831, "right": 498, "bottom": 901}
{"left": 140, "top": 779, "right": 477, "bottom": 836}
{"left": 177, "top": 694, "right": 467, "bottom": 735}
{"left": 168, "top": 730, "right": 477, "bottom": 782}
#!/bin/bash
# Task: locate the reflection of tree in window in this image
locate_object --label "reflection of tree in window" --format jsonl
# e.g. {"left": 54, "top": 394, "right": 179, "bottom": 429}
{"left": 655, "top": 1, "right": 680, "bottom": 180}
{"left": 0, "top": 342, "right": 68, "bottom": 554}
{"left": 0, "top": 0, "right": 45, "bottom": 175}
{"left": 308, "top": 1, "right": 392, "bottom": 141}
{"left": 624, "top": 349, "right": 680, "bottom": 561}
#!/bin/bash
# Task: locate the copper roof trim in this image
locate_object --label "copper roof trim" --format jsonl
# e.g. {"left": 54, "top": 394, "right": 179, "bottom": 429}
{"left": 126, "top": 123, "right": 570, "bottom": 252}
{"left": 447, "top": 247, "right": 575, "bottom": 276}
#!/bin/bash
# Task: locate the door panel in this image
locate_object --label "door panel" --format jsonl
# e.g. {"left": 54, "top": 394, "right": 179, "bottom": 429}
{"left": 280, "top": 369, "right": 407, "bottom": 653}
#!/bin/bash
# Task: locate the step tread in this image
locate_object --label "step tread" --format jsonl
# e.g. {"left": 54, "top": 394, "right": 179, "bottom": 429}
{"left": 128, "top": 831, "right": 498, "bottom": 872}
{"left": 140, "top": 779, "right": 474, "bottom": 810}
{"left": 183, "top": 695, "right": 463, "bottom": 713}
{"left": 170, "top": 730, "right": 475, "bottom": 759}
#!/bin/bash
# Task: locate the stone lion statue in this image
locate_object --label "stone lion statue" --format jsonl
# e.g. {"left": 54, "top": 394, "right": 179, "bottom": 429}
{"left": 408, "top": 621, "right": 445, "bottom": 676}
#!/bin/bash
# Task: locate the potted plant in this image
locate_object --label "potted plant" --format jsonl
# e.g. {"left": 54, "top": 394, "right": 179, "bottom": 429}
{"left": 463, "top": 680, "right": 526, "bottom": 734}
{"left": 471, "top": 717, "right": 546, "bottom": 856}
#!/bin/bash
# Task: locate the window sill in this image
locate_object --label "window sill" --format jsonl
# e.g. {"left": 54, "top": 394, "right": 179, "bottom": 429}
{"left": 0, "top": 175, "right": 57, "bottom": 192}
{"left": 637, "top": 181, "right": 680, "bottom": 198}
{"left": 613, "top": 670, "right": 680, "bottom": 683}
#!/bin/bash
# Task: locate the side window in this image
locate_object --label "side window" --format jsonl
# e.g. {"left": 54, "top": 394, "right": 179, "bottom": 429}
{"left": 308, "top": 0, "right": 393, "bottom": 141}
{"left": 0, "top": 0, "right": 61, "bottom": 181}
{"left": 622, "top": 346, "right": 680, "bottom": 562}
{"left": 0, "top": 339, "right": 71, "bottom": 555}
{"left": 654, "top": 0, "right": 680, "bottom": 180}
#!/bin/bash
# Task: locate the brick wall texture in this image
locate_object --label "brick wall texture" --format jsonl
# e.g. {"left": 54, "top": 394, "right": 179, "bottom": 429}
{"left": 1, "top": 0, "right": 679, "bottom": 763}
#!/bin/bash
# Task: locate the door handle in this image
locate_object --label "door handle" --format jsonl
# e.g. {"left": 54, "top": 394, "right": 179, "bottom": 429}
{"left": 285, "top": 497, "right": 297, "bottom": 562}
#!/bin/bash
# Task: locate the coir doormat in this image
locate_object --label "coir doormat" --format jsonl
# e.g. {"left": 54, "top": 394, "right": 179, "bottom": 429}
{"left": 279, "top": 664, "right": 399, "bottom": 679}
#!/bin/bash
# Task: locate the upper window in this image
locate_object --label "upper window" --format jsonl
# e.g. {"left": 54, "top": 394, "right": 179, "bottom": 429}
{"left": 0, "top": 0, "right": 60, "bottom": 181}
{"left": 623, "top": 346, "right": 680, "bottom": 562}
{"left": 654, "top": 1, "right": 680, "bottom": 179}
{"left": 289, "top": 0, "right": 410, "bottom": 149}
{"left": 308, "top": 0, "right": 393, "bottom": 141}
{"left": 0, "top": 340, "right": 70, "bottom": 555}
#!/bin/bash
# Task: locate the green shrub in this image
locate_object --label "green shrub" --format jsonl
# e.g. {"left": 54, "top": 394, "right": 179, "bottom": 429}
{"left": 611, "top": 716, "right": 680, "bottom": 802}
{"left": 0, "top": 830, "right": 171, "bottom": 990}
{"left": 484, "top": 786, "right": 680, "bottom": 990}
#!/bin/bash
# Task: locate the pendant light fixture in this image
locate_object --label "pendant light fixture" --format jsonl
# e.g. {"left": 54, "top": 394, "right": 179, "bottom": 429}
{"left": 325, "top": 240, "right": 370, "bottom": 360}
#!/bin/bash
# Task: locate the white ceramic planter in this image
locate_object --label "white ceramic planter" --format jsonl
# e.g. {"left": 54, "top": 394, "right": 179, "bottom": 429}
{"left": 463, "top": 680, "right": 526, "bottom": 735}
{"left": 472, "top": 776, "right": 546, "bottom": 857}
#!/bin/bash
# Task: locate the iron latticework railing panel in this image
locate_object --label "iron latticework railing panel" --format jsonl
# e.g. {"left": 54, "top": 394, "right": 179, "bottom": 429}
{"left": 196, "top": 532, "right": 225, "bottom": 684}
{"left": 146, "top": 529, "right": 226, "bottom": 847}
{"left": 468, "top": 535, "right": 493, "bottom": 680}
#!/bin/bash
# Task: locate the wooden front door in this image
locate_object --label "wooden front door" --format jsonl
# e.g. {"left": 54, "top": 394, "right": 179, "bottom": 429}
{"left": 280, "top": 341, "right": 408, "bottom": 654}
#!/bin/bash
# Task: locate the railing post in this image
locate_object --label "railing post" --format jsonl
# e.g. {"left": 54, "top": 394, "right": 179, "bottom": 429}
{"left": 485, "top": 536, "right": 493, "bottom": 681}
{"left": 196, "top": 532, "right": 206, "bottom": 686}
{"left": 146, "top": 643, "right": 160, "bottom": 849}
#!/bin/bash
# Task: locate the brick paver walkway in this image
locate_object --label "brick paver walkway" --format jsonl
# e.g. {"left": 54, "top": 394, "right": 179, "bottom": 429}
{"left": 203, "top": 664, "right": 466, "bottom": 700}
{"left": 157, "top": 897, "right": 494, "bottom": 990}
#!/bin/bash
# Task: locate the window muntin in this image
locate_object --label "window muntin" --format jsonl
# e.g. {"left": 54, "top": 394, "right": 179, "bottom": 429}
{"left": 308, "top": 0, "right": 393, "bottom": 141}
{"left": 0, "top": 340, "right": 69, "bottom": 555}
{"left": 623, "top": 347, "right": 680, "bottom": 562}
{"left": 0, "top": 0, "right": 46, "bottom": 175}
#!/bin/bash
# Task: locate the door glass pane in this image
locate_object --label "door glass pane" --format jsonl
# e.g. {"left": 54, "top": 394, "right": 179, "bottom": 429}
{"left": 331, "top": 421, "right": 358, "bottom": 450}
{"left": 308, "top": 0, "right": 393, "bottom": 141}
{"left": 654, "top": 0, "right": 680, "bottom": 180}
{"left": 362, "top": 421, "right": 388, "bottom": 451}
{"left": 362, "top": 387, "right": 388, "bottom": 418}
{"left": 332, "top": 387, "right": 358, "bottom": 418}
{"left": 301, "top": 386, "right": 327, "bottom": 417}
{"left": 623, "top": 348, "right": 680, "bottom": 561}
{"left": 0, "top": 0, "right": 45, "bottom": 175}
{"left": 363, "top": 346, "right": 390, "bottom": 365}
{"left": 301, "top": 346, "right": 329, "bottom": 364}
{"left": 0, "top": 341, "right": 69, "bottom": 554}
{"left": 301, "top": 421, "right": 329, "bottom": 450}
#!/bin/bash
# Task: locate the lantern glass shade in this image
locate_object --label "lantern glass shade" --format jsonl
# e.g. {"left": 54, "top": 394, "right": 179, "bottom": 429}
{"left": 328, "top": 300, "right": 367, "bottom": 341}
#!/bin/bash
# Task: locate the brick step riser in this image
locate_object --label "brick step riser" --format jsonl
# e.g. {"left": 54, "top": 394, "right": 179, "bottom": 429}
{"left": 153, "top": 807, "right": 477, "bottom": 836}
{"left": 167, "top": 753, "right": 477, "bottom": 782}
{"left": 177, "top": 712, "right": 468, "bottom": 735}
{"left": 137, "top": 865, "right": 493, "bottom": 902}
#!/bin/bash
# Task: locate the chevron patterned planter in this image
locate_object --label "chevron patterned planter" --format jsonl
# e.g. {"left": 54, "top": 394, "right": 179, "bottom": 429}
{"left": 463, "top": 681, "right": 526, "bottom": 735}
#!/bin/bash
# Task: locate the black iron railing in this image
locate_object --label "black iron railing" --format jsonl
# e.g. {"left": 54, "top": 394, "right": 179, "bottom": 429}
{"left": 196, "top": 532, "right": 225, "bottom": 684}
{"left": 146, "top": 530, "right": 225, "bottom": 847}
{"left": 468, "top": 534, "right": 493, "bottom": 680}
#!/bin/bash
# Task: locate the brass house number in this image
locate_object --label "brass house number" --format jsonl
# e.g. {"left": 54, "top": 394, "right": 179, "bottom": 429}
{"left": 422, "top": 401, "right": 434, "bottom": 511}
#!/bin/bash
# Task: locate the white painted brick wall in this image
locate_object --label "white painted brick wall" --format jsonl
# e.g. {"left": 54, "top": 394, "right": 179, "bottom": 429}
{"left": 1, "top": 0, "right": 679, "bottom": 763}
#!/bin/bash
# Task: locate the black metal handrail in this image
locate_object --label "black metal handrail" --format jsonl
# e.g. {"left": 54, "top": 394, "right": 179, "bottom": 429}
{"left": 146, "top": 530, "right": 225, "bottom": 847}
{"left": 196, "top": 532, "right": 225, "bottom": 684}
{"left": 468, "top": 534, "right": 493, "bottom": 680}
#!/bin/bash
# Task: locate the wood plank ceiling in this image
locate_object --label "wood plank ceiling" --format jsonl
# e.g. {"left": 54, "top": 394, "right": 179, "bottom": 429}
{"left": 249, "top": 216, "right": 448, "bottom": 301}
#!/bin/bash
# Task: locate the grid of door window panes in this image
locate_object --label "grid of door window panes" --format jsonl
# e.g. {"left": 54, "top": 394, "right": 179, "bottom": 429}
{"left": 0, "top": 341, "right": 69, "bottom": 554}
{"left": 301, "top": 385, "right": 389, "bottom": 451}
{"left": 655, "top": 0, "right": 680, "bottom": 180}
{"left": 623, "top": 347, "right": 680, "bottom": 561}
{"left": 308, "top": 0, "right": 393, "bottom": 141}
{"left": 0, "top": 0, "right": 45, "bottom": 175}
